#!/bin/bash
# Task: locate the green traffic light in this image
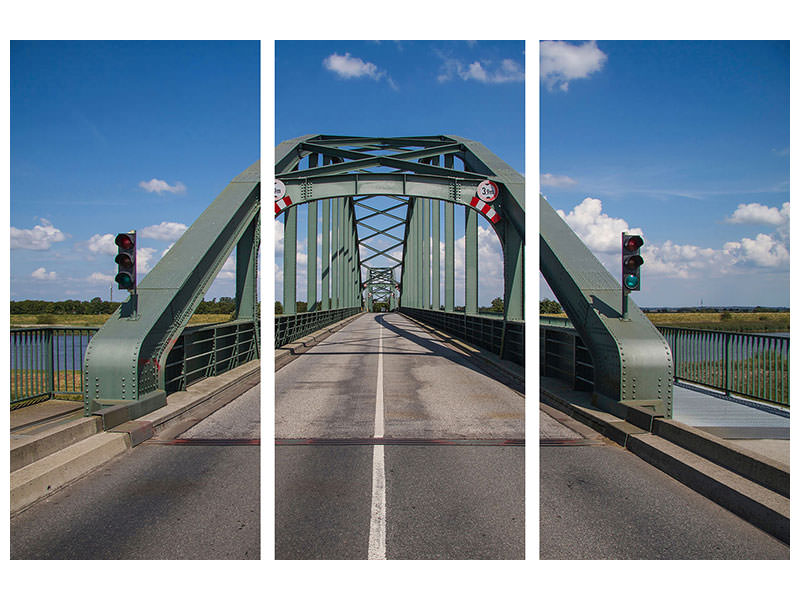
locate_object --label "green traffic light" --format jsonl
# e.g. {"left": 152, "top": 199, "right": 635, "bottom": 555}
{"left": 116, "top": 273, "right": 134, "bottom": 289}
{"left": 624, "top": 274, "right": 639, "bottom": 289}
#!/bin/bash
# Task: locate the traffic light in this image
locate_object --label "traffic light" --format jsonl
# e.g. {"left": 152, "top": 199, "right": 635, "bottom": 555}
{"left": 114, "top": 232, "right": 137, "bottom": 291}
{"left": 622, "top": 233, "right": 644, "bottom": 291}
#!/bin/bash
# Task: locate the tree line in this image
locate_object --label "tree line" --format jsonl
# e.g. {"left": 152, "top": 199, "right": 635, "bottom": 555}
{"left": 11, "top": 297, "right": 237, "bottom": 315}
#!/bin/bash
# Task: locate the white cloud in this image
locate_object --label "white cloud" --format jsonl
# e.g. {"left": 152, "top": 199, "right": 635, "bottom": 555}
{"left": 438, "top": 58, "right": 524, "bottom": 84}
{"left": 541, "top": 173, "right": 577, "bottom": 188}
{"left": 322, "top": 52, "right": 396, "bottom": 89}
{"left": 87, "top": 233, "right": 117, "bottom": 255}
{"left": 556, "top": 196, "right": 790, "bottom": 288}
{"left": 11, "top": 219, "right": 67, "bottom": 250}
{"left": 725, "top": 234, "right": 790, "bottom": 268}
{"left": 138, "top": 178, "right": 187, "bottom": 195}
{"left": 136, "top": 247, "right": 157, "bottom": 274}
{"left": 88, "top": 272, "right": 114, "bottom": 283}
{"left": 31, "top": 267, "right": 56, "bottom": 280}
{"left": 140, "top": 221, "right": 188, "bottom": 241}
{"left": 727, "top": 202, "right": 789, "bottom": 226}
{"left": 540, "top": 41, "right": 607, "bottom": 92}
{"left": 556, "top": 197, "right": 642, "bottom": 253}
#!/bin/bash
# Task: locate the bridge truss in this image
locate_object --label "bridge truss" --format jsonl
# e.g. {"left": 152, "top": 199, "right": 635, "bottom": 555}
{"left": 275, "top": 135, "right": 525, "bottom": 337}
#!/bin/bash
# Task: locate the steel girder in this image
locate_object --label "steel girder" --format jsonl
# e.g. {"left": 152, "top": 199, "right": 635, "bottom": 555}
{"left": 275, "top": 135, "right": 524, "bottom": 321}
{"left": 540, "top": 194, "right": 673, "bottom": 417}
{"left": 83, "top": 162, "right": 260, "bottom": 422}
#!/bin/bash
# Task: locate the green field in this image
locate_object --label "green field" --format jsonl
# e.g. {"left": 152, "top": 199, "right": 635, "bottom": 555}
{"left": 10, "top": 313, "right": 235, "bottom": 328}
{"left": 645, "top": 312, "right": 789, "bottom": 333}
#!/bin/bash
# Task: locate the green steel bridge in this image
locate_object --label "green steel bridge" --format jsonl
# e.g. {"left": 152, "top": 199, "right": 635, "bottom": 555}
{"left": 274, "top": 134, "right": 526, "bottom": 366}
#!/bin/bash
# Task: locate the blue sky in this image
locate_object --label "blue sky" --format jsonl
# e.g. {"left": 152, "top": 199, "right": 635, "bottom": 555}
{"left": 275, "top": 40, "right": 524, "bottom": 307}
{"left": 540, "top": 40, "right": 790, "bottom": 308}
{"left": 10, "top": 41, "right": 259, "bottom": 302}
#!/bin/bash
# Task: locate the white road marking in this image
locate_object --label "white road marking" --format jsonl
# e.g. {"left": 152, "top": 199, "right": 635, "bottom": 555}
{"left": 368, "top": 319, "right": 387, "bottom": 560}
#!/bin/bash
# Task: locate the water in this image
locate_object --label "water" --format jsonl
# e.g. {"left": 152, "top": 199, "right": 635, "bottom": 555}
{"left": 10, "top": 332, "right": 93, "bottom": 370}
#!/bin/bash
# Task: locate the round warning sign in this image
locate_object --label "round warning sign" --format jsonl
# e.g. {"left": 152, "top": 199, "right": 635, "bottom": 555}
{"left": 476, "top": 180, "right": 499, "bottom": 203}
{"left": 274, "top": 179, "right": 286, "bottom": 201}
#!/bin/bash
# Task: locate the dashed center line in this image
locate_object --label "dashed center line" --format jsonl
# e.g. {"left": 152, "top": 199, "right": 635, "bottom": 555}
{"left": 367, "top": 320, "right": 387, "bottom": 560}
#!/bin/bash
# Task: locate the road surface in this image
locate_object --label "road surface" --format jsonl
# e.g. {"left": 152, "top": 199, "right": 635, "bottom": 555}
{"left": 275, "top": 313, "right": 525, "bottom": 560}
{"left": 11, "top": 383, "right": 260, "bottom": 560}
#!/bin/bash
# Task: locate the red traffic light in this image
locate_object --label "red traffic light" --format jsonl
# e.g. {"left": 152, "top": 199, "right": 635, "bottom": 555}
{"left": 624, "top": 235, "right": 643, "bottom": 252}
{"left": 115, "top": 233, "right": 134, "bottom": 250}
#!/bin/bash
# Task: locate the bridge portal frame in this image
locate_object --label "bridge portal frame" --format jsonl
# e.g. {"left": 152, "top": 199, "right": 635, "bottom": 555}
{"left": 540, "top": 193, "right": 673, "bottom": 417}
{"left": 83, "top": 162, "right": 260, "bottom": 423}
{"left": 275, "top": 135, "right": 524, "bottom": 324}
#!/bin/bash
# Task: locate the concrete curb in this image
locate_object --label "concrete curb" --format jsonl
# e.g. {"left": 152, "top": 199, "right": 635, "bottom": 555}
{"left": 10, "top": 360, "right": 260, "bottom": 515}
{"left": 397, "top": 313, "right": 525, "bottom": 390}
{"left": 11, "top": 432, "right": 130, "bottom": 515}
{"left": 540, "top": 381, "right": 790, "bottom": 544}
{"left": 11, "top": 416, "right": 102, "bottom": 472}
{"left": 275, "top": 312, "right": 364, "bottom": 371}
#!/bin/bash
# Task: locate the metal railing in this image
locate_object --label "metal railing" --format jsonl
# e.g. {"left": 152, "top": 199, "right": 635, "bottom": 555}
{"left": 11, "top": 319, "right": 260, "bottom": 408}
{"left": 10, "top": 326, "right": 98, "bottom": 408}
{"left": 539, "top": 318, "right": 790, "bottom": 407}
{"left": 400, "top": 307, "right": 525, "bottom": 367}
{"left": 275, "top": 307, "right": 362, "bottom": 349}
{"left": 540, "top": 323, "right": 594, "bottom": 391}
{"left": 658, "top": 326, "right": 789, "bottom": 407}
{"left": 164, "top": 319, "right": 260, "bottom": 394}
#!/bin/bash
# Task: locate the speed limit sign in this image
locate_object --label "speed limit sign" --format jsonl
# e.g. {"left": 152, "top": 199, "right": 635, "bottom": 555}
{"left": 275, "top": 179, "right": 286, "bottom": 201}
{"left": 476, "top": 180, "right": 499, "bottom": 203}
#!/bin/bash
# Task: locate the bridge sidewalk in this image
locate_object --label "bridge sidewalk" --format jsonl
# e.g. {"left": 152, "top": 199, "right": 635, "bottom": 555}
{"left": 10, "top": 360, "right": 260, "bottom": 515}
{"left": 540, "top": 377, "right": 789, "bottom": 544}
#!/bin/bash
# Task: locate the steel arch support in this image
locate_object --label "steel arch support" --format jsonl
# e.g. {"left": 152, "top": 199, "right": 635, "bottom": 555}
{"left": 83, "top": 162, "right": 260, "bottom": 420}
{"left": 540, "top": 194, "right": 673, "bottom": 417}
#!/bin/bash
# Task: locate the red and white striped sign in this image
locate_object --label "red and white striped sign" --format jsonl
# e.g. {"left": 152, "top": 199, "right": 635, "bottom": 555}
{"left": 470, "top": 196, "right": 501, "bottom": 223}
{"left": 275, "top": 195, "right": 293, "bottom": 215}
{"left": 274, "top": 179, "right": 292, "bottom": 215}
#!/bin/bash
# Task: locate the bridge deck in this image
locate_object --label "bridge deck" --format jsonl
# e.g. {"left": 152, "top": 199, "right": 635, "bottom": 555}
{"left": 275, "top": 312, "right": 524, "bottom": 559}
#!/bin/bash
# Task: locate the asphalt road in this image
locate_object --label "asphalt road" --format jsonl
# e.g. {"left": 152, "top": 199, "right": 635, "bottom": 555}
{"left": 275, "top": 313, "right": 525, "bottom": 560}
{"left": 10, "top": 384, "right": 260, "bottom": 560}
{"left": 540, "top": 403, "right": 789, "bottom": 559}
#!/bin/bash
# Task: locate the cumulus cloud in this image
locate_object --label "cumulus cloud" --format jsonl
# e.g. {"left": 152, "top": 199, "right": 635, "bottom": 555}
{"left": 88, "top": 272, "right": 114, "bottom": 283}
{"left": 136, "top": 247, "right": 157, "bottom": 274}
{"left": 727, "top": 202, "right": 789, "bottom": 227}
{"left": 140, "top": 221, "right": 188, "bottom": 241}
{"left": 138, "top": 178, "right": 187, "bottom": 195}
{"left": 556, "top": 197, "right": 642, "bottom": 253}
{"left": 556, "top": 196, "right": 789, "bottom": 287}
{"left": 87, "top": 233, "right": 117, "bottom": 255}
{"left": 323, "top": 52, "right": 397, "bottom": 89}
{"left": 540, "top": 40, "right": 607, "bottom": 91}
{"left": 32, "top": 267, "right": 57, "bottom": 280}
{"left": 438, "top": 57, "right": 524, "bottom": 84}
{"left": 11, "top": 219, "right": 66, "bottom": 250}
{"left": 541, "top": 173, "right": 577, "bottom": 188}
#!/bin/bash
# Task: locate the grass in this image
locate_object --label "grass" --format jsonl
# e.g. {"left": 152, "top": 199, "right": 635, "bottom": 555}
{"left": 10, "top": 369, "right": 83, "bottom": 402}
{"left": 10, "top": 313, "right": 235, "bottom": 328}
{"left": 541, "top": 311, "right": 789, "bottom": 333}
{"left": 645, "top": 312, "right": 789, "bottom": 333}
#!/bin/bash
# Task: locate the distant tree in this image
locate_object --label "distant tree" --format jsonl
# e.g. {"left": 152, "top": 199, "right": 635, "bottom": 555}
{"left": 720, "top": 312, "right": 732, "bottom": 321}
{"left": 489, "top": 297, "right": 504, "bottom": 313}
{"left": 275, "top": 301, "right": 283, "bottom": 315}
{"left": 540, "top": 298, "right": 563, "bottom": 314}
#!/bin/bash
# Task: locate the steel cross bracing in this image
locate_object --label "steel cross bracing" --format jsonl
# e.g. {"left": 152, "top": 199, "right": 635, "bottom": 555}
{"left": 275, "top": 135, "right": 524, "bottom": 324}
{"left": 83, "top": 162, "right": 261, "bottom": 423}
{"left": 363, "top": 267, "right": 399, "bottom": 311}
{"left": 540, "top": 193, "right": 673, "bottom": 417}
